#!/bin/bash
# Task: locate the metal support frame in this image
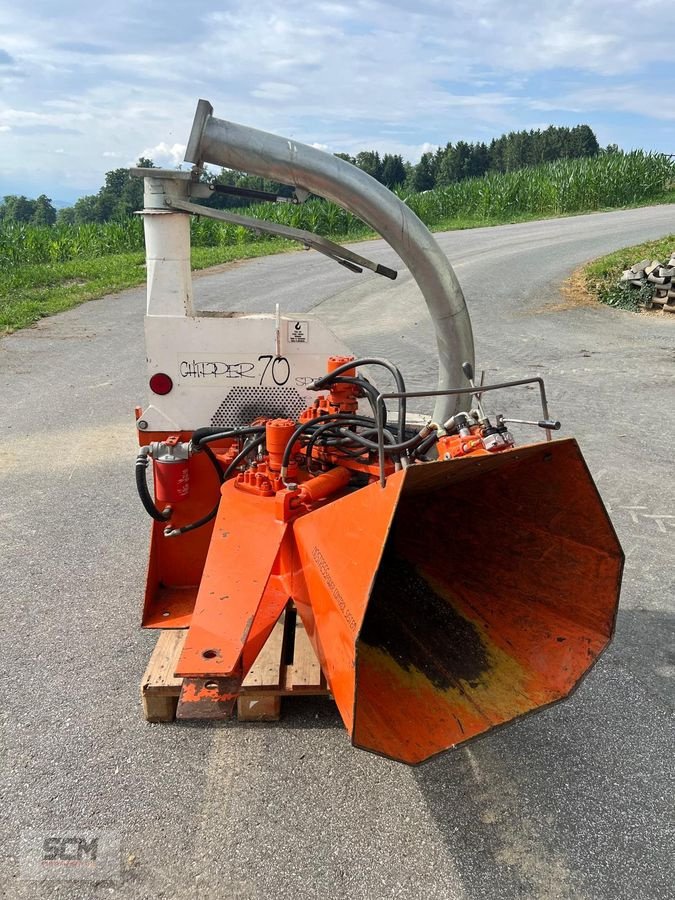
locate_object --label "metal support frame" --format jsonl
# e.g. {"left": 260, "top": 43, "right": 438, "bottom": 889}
{"left": 374, "top": 377, "right": 553, "bottom": 486}
{"left": 164, "top": 197, "right": 397, "bottom": 279}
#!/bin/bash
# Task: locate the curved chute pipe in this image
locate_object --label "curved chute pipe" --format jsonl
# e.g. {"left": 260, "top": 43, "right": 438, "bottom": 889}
{"left": 184, "top": 99, "right": 474, "bottom": 422}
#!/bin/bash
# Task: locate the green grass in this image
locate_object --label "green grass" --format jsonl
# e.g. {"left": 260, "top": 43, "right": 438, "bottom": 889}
{"left": 582, "top": 234, "right": 675, "bottom": 311}
{"left": 0, "top": 241, "right": 295, "bottom": 333}
{"left": 2, "top": 149, "right": 674, "bottom": 332}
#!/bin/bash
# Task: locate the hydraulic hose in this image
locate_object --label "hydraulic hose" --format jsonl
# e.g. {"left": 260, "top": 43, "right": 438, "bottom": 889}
{"left": 191, "top": 425, "right": 266, "bottom": 447}
{"left": 135, "top": 447, "right": 171, "bottom": 522}
{"left": 280, "top": 413, "right": 381, "bottom": 476}
{"left": 311, "top": 357, "right": 406, "bottom": 440}
{"left": 304, "top": 419, "right": 396, "bottom": 473}
{"left": 332, "top": 427, "right": 428, "bottom": 454}
{"left": 202, "top": 444, "right": 225, "bottom": 484}
{"left": 413, "top": 430, "right": 440, "bottom": 459}
{"left": 164, "top": 435, "right": 265, "bottom": 537}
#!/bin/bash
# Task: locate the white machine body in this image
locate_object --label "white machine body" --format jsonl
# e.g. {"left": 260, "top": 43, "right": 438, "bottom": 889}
{"left": 138, "top": 172, "right": 352, "bottom": 432}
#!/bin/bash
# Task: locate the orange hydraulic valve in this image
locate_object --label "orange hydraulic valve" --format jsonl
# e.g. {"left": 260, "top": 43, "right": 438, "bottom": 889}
{"left": 327, "top": 356, "right": 359, "bottom": 414}
{"left": 265, "top": 418, "right": 297, "bottom": 473}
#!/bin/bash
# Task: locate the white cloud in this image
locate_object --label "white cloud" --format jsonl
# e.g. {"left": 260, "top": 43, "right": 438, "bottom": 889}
{"left": 139, "top": 142, "right": 187, "bottom": 167}
{"left": 0, "top": 0, "right": 673, "bottom": 198}
{"left": 251, "top": 82, "right": 299, "bottom": 101}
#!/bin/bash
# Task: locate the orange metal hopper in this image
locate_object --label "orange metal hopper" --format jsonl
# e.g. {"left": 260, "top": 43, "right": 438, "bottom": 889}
{"left": 293, "top": 438, "right": 623, "bottom": 764}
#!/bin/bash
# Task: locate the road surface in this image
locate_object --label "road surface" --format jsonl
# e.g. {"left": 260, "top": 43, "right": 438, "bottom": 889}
{"left": 1, "top": 205, "right": 674, "bottom": 899}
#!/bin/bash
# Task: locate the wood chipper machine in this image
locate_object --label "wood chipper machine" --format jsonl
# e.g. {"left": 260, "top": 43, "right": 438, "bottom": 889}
{"left": 133, "top": 99, "right": 623, "bottom": 764}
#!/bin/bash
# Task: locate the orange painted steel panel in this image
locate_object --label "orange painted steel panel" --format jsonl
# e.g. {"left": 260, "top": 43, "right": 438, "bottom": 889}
{"left": 141, "top": 432, "right": 231, "bottom": 629}
{"left": 241, "top": 576, "right": 290, "bottom": 674}
{"left": 175, "top": 481, "right": 288, "bottom": 678}
{"left": 350, "top": 438, "right": 623, "bottom": 763}
{"left": 292, "top": 472, "right": 406, "bottom": 732}
{"left": 293, "top": 438, "right": 622, "bottom": 764}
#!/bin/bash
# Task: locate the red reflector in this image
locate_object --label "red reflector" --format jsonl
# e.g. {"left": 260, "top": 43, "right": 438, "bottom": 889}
{"left": 149, "top": 372, "right": 173, "bottom": 395}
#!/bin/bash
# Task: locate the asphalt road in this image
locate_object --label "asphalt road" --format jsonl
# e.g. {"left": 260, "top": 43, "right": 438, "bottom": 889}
{"left": 1, "top": 205, "right": 674, "bottom": 900}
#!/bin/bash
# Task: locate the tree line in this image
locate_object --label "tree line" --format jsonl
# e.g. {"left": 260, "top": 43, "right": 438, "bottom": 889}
{"left": 1, "top": 123, "right": 605, "bottom": 227}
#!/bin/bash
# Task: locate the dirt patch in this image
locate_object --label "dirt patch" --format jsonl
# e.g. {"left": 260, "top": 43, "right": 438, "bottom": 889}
{"left": 544, "top": 267, "right": 598, "bottom": 312}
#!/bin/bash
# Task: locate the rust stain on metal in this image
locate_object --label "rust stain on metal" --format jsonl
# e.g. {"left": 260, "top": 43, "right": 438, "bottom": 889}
{"left": 175, "top": 677, "right": 239, "bottom": 719}
{"left": 360, "top": 550, "right": 489, "bottom": 689}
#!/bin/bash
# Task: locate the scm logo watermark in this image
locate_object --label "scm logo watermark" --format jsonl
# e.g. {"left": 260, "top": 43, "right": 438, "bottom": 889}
{"left": 20, "top": 829, "right": 120, "bottom": 882}
{"left": 42, "top": 836, "right": 98, "bottom": 862}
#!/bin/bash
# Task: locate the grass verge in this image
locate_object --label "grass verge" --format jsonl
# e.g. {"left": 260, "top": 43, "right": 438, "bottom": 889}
{"left": 3, "top": 193, "right": 675, "bottom": 334}
{"left": 0, "top": 240, "right": 295, "bottom": 334}
{"left": 581, "top": 233, "right": 675, "bottom": 311}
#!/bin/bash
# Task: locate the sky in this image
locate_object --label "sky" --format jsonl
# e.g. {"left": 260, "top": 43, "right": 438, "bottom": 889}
{"left": 1, "top": 0, "right": 673, "bottom": 205}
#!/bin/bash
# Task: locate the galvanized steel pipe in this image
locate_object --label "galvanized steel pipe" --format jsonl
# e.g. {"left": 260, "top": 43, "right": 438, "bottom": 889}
{"left": 184, "top": 100, "right": 474, "bottom": 422}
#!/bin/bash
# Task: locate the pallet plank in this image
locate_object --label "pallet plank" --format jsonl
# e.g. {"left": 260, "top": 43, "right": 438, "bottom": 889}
{"left": 237, "top": 694, "right": 282, "bottom": 722}
{"left": 141, "top": 629, "right": 187, "bottom": 721}
{"left": 141, "top": 608, "right": 329, "bottom": 724}
{"left": 242, "top": 612, "right": 286, "bottom": 690}
{"left": 288, "top": 617, "right": 323, "bottom": 691}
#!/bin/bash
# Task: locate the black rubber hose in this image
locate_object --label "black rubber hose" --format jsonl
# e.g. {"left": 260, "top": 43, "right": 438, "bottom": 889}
{"left": 192, "top": 425, "right": 266, "bottom": 447}
{"left": 280, "top": 413, "right": 380, "bottom": 473}
{"left": 305, "top": 421, "right": 397, "bottom": 473}
{"left": 166, "top": 435, "right": 265, "bottom": 537}
{"left": 305, "top": 418, "right": 420, "bottom": 454}
{"left": 311, "top": 357, "right": 406, "bottom": 440}
{"left": 413, "top": 431, "right": 439, "bottom": 459}
{"left": 135, "top": 448, "right": 171, "bottom": 522}
{"left": 331, "top": 427, "right": 426, "bottom": 454}
{"left": 202, "top": 444, "right": 225, "bottom": 484}
{"left": 324, "top": 375, "right": 384, "bottom": 422}
{"left": 304, "top": 419, "right": 368, "bottom": 473}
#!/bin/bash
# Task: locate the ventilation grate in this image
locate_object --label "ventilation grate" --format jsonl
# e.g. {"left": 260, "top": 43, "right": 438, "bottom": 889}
{"left": 210, "top": 386, "right": 307, "bottom": 428}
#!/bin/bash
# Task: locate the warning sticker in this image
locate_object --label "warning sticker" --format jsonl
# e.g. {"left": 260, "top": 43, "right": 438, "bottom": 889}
{"left": 288, "top": 320, "right": 309, "bottom": 343}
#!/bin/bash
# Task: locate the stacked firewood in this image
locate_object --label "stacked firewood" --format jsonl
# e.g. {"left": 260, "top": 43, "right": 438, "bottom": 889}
{"left": 620, "top": 257, "right": 675, "bottom": 312}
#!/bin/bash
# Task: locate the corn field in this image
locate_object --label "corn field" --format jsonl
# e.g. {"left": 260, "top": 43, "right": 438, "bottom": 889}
{"left": 2, "top": 150, "right": 673, "bottom": 268}
{"left": 404, "top": 150, "right": 675, "bottom": 221}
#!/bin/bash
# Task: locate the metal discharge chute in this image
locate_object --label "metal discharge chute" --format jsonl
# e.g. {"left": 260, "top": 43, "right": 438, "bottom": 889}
{"left": 132, "top": 99, "right": 623, "bottom": 765}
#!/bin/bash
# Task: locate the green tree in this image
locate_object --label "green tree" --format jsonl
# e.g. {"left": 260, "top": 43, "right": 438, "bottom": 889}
{"left": 380, "top": 154, "right": 406, "bottom": 188}
{"left": 412, "top": 152, "right": 436, "bottom": 191}
{"left": 72, "top": 194, "right": 99, "bottom": 224}
{"left": 1, "top": 195, "right": 36, "bottom": 223}
{"left": 56, "top": 206, "right": 76, "bottom": 225}
{"left": 354, "top": 150, "right": 383, "bottom": 182}
{"left": 569, "top": 125, "right": 599, "bottom": 158}
{"left": 31, "top": 194, "right": 57, "bottom": 226}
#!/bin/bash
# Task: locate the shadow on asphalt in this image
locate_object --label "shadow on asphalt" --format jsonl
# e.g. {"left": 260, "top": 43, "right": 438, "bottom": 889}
{"left": 609, "top": 608, "right": 674, "bottom": 703}
{"left": 412, "top": 609, "right": 674, "bottom": 900}
{"left": 172, "top": 695, "right": 342, "bottom": 733}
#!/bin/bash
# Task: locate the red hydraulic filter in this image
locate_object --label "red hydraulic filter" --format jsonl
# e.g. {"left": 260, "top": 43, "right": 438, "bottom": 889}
{"left": 153, "top": 441, "right": 190, "bottom": 504}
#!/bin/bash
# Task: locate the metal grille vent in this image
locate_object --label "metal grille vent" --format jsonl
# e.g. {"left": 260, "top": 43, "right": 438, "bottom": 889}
{"left": 210, "top": 386, "right": 307, "bottom": 427}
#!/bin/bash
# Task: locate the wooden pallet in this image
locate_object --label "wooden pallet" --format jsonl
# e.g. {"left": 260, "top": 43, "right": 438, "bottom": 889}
{"left": 140, "top": 607, "right": 330, "bottom": 723}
